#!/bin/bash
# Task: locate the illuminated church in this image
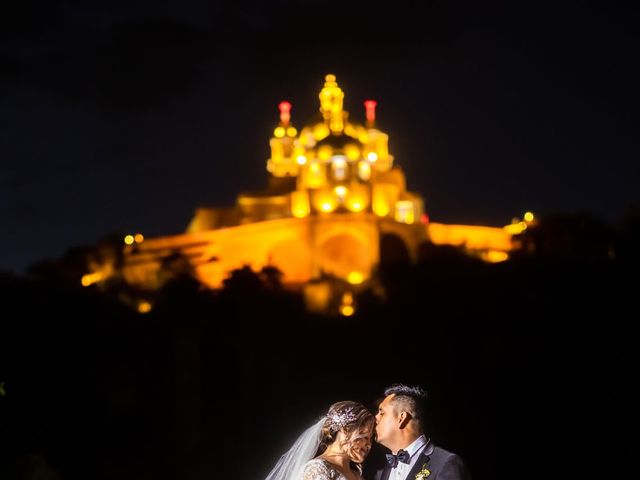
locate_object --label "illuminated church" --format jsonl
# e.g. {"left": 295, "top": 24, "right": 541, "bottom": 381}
{"left": 117, "top": 75, "right": 520, "bottom": 311}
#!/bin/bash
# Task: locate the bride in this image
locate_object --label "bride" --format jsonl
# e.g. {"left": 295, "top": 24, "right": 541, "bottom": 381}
{"left": 265, "top": 400, "right": 375, "bottom": 480}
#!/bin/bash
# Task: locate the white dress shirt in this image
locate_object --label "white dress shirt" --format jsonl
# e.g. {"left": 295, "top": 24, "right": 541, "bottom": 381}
{"left": 390, "top": 434, "right": 428, "bottom": 480}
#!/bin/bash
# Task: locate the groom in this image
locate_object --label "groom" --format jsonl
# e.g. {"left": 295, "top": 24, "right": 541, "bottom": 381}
{"left": 373, "top": 384, "right": 470, "bottom": 480}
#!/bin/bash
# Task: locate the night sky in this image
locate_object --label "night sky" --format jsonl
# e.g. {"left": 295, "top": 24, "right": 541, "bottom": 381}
{"left": 2, "top": 1, "right": 638, "bottom": 274}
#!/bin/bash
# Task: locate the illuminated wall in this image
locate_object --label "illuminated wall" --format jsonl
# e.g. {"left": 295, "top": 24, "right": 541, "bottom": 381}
{"left": 115, "top": 74, "right": 519, "bottom": 306}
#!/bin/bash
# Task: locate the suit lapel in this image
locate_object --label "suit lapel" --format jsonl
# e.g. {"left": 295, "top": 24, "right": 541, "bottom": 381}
{"left": 405, "top": 441, "right": 434, "bottom": 480}
{"left": 381, "top": 465, "right": 392, "bottom": 480}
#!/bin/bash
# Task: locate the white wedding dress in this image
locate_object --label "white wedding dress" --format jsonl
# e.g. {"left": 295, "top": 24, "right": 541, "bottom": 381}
{"left": 302, "top": 459, "right": 362, "bottom": 480}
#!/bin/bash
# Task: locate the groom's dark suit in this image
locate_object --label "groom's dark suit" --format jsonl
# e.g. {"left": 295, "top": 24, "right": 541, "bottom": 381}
{"left": 374, "top": 440, "right": 470, "bottom": 480}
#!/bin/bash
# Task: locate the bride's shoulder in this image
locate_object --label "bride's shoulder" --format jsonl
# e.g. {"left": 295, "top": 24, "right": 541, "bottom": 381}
{"left": 302, "top": 458, "right": 341, "bottom": 480}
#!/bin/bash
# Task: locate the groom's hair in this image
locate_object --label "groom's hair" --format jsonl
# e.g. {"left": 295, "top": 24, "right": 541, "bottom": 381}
{"left": 384, "top": 384, "right": 428, "bottom": 424}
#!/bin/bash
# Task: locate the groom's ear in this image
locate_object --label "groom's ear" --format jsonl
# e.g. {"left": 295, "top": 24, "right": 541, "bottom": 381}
{"left": 398, "top": 411, "right": 411, "bottom": 429}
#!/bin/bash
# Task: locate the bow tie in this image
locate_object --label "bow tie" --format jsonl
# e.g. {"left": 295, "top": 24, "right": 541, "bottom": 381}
{"left": 386, "top": 449, "right": 410, "bottom": 468}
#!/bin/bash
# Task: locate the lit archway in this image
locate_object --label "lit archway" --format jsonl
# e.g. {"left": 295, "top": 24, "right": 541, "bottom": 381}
{"left": 318, "top": 233, "right": 369, "bottom": 280}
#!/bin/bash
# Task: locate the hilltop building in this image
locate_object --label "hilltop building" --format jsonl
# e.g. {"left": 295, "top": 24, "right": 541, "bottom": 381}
{"left": 108, "top": 75, "right": 521, "bottom": 312}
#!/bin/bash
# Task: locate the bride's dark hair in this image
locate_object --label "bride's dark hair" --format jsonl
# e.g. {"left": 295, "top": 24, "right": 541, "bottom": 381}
{"left": 317, "top": 400, "right": 374, "bottom": 455}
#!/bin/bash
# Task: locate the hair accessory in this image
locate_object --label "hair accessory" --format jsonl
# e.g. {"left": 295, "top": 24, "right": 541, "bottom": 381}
{"left": 327, "top": 407, "right": 358, "bottom": 431}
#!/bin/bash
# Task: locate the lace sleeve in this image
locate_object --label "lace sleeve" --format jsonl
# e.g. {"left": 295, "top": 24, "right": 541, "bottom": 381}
{"left": 302, "top": 459, "right": 334, "bottom": 480}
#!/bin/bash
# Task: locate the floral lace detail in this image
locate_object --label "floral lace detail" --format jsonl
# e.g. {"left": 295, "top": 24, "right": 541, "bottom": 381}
{"left": 302, "top": 459, "right": 350, "bottom": 480}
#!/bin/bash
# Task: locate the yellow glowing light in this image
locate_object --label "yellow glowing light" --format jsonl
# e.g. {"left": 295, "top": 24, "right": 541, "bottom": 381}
{"left": 137, "top": 301, "right": 152, "bottom": 313}
{"left": 287, "top": 127, "right": 297, "bottom": 137}
{"left": 357, "top": 161, "right": 371, "bottom": 180}
{"left": 345, "top": 144, "right": 360, "bottom": 160}
{"left": 524, "top": 211, "right": 534, "bottom": 222}
{"left": 81, "top": 271, "right": 106, "bottom": 287}
{"left": 429, "top": 223, "right": 513, "bottom": 251}
{"left": 124, "top": 234, "right": 135, "bottom": 245}
{"left": 347, "top": 198, "right": 365, "bottom": 212}
{"left": 318, "top": 145, "right": 332, "bottom": 161}
{"left": 319, "top": 74, "right": 345, "bottom": 133}
{"left": 331, "top": 156, "right": 347, "bottom": 180}
{"left": 134, "top": 233, "right": 144, "bottom": 243}
{"left": 292, "top": 207, "right": 308, "bottom": 218}
{"left": 313, "top": 123, "right": 330, "bottom": 140}
{"left": 482, "top": 250, "right": 509, "bottom": 263}
{"left": 334, "top": 186, "right": 347, "bottom": 198}
{"left": 291, "top": 191, "right": 310, "bottom": 218}
{"left": 320, "top": 201, "right": 335, "bottom": 212}
{"left": 395, "top": 201, "right": 415, "bottom": 224}
{"left": 367, "top": 151, "right": 378, "bottom": 162}
{"left": 296, "top": 155, "right": 307, "bottom": 165}
{"left": 504, "top": 221, "right": 527, "bottom": 235}
{"left": 347, "top": 272, "right": 364, "bottom": 284}
{"left": 270, "top": 137, "right": 284, "bottom": 161}
{"left": 314, "top": 190, "right": 337, "bottom": 212}
{"left": 373, "top": 199, "right": 390, "bottom": 216}
{"left": 339, "top": 304, "right": 355, "bottom": 316}
{"left": 305, "top": 161, "right": 325, "bottom": 188}
{"left": 274, "top": 126, "right": 286, "bottom": 138}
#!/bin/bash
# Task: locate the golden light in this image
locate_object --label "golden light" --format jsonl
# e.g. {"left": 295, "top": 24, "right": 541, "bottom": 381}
{"left": 339, "top": 304, "right": 355, "bottom": 317}
{"left": 334, "top": 186, "right": 347, "bottom": 198}
{"left": 504, "top": 221, "right": 527, "bottom": 235}
{"left": 331, "top": 156, "right": 347, "bottom": 180}
{"left": 373, "top": 198, "right": 390, "bottom": 216}
{"left": 286, "top": 127, "right": 297, "bottom": 137}
{"left": 357, "top": 161, "right": 371, "bottom": 180}
{"left": 524, "top": 211, "right": 535, "bottom": 222}
{"left": 292, "top": 207, "right": 309, "bottom": 218}
{"left": 81, "top": 271, "right": 106, "bottom": 287}
{"left": 274, "top": 126, "right": 286, "bottom": 138}
{"left": 394, "top": 201, "right": 415, "bottom": 224}
{"left": 124, "top": 234, "right": 135, "bottom": 245}
{"left": 296, "top": 155, "right": 307, "bottom": 165}
{"left": 482, "top": 250, "right": 509, "bottom": 263}
{"left": 313, "top": 123, "right": 329, "bottom": 140}
{"left": 318, "top": 74, "right": 345, "bottom": 133}
{"left": 137, "top": 301, "right": 152, "bottom": 314}
{"left": 347, "top": 271, "right": 365, "bottom": 284}
{"left": 269, "top": 137, "right": 284, "bottom": 161}
{"left": 134, "top": 233, "right": 144, "bottom": 243}
{"left": 339, "top": 290, "right": 355, "bottom": 316}
{"left": 291, "top": 191, "right": 310, "bottom": 218}
{"left": 318, "top": 145, "right": 332, "bottom": 161}
{"left": 346, "top": 194, "right": 367, "bottom": 212}
{"left": 429, "top": 223, "right": 513, "bottom": 252}
{"left": 351, "top": 202, "right": 363, "bottom": 212}
{"left": 315, "top": 189, "right": 338, "bottom": 212}
{"left": 305, "top": 161, "right": 325, "bottom": 188}
{"left": 345, "top": 143, "right": 360, "bottom": 160}
{"left": 367, "top": 151, "right": 378, "bottom": 162}
{"left": 320, "top": 201, "right": 335, "bottom": 212}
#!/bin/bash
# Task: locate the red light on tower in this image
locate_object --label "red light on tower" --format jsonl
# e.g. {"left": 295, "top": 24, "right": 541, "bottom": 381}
{"left": 364, "top": 99, "right": 377, "bottom": 126}
{"left": 278, "top": 101, "right": 291, "bottom": 125}
{"left": 421, "top": 213, "right": 430, "bottom": 224}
